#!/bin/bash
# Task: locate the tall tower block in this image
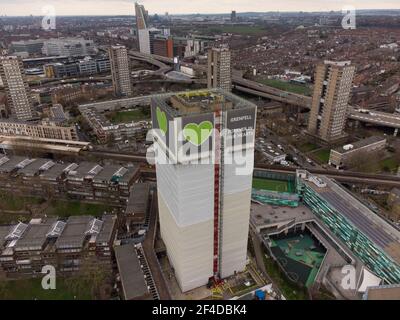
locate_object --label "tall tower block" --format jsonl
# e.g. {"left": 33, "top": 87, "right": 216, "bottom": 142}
{"left": 308, "top": 60, "right": 355, "bottom": 143}
{"left": 0, "top": 56, "right": 34, "bottom": 121}
{"left": 151, "top": 89, "right": 256, "bottom": 292}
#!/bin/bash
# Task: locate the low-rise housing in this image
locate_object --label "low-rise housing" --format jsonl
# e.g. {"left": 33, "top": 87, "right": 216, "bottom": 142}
{"left": 329, "top": 136, "right": 387, "bottom": 169}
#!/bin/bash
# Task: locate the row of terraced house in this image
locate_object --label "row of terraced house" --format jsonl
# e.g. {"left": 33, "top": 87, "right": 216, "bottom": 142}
{"left": 0, "top": 215, "right": 117, "bottom": 278}
{"left": 0, "top": 155, "right": 140, "bottom": 206}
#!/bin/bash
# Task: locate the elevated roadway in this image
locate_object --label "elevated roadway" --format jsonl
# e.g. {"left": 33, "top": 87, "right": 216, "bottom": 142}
{"left": 348, "top": 109, "right": 400, "bottom": 130}
{"left": 132, "top": 51, "right": 400, "bottom": 130}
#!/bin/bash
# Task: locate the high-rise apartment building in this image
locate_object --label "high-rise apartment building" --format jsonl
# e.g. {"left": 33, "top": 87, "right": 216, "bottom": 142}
{"left": 0, "top": 56, "right": 34, "bottom": 121}
{"left": 207, "top": 47, "right": 232, "bottom": 92}
{"left": 135, "top": 2, "right": 151, "bottom": 54}
{"left": 151, "top": 89, "right": 256, "bottom": 292}
{"left": 135, "top": 2, "right": 148, "bottom": 30}
{"left": 231, "top": 11, "right": 237, "bottom": 22}
{"left": 307, "top": 60, "right": 355, "bottom": 143}
{"left": 108, "top": 46, "right": 132, "bottom": 97}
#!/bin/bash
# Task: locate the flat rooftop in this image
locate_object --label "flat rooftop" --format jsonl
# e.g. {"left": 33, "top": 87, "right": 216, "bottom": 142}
{"left": 305, "top": 178, "right": 400, "bottom": 265}
{"left": 15, "top": 218, "right": 57, "bottom": 250}
{"left": 18, "top": 159, "right": 55, "bottom": 177}
{"left": 55, "top": 216, "right": 92, "bottom": 249}
{"left": 114, "top": 244, "right": 150, "bottom": 300}
{"left": 0, "top": 156, "right": 28, "bottom": 173}
{"left": 118, "top": 167, "right": 138, "bottom": 184}
{"left": 333, "top": 136, "right": 386, "bottom": 155}
{"left": 40, "top": 162, "right": 71, "bottom": 180}
{"left": 365, "top": 284, "right": 400, "bottom": 300}
{"left": 126, "top": 183, "right": 150, "bottom": 215}
{"left": 0, "top": 225, "right": 12, "bottom": 247}
{"left": 95, "top": 215, "right": 116, "bottom": 245}
{"left": 67, "top": 162, "right": 102, "bottom": 180}
{"left": 251, "top": 202, "right": 314, "bottom": 230}
{"left": 93, "top": 165, "right": 125, "bottom": 183}
{"left": 152, "top": 88, "right": 256, "bottom": 117}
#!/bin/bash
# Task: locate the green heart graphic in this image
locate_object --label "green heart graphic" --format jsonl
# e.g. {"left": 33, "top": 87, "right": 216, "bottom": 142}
{"left": 183, "top": 121, "right": 213, "bottom": 146}
{"left": 156, "top": 107, "right": 167, "bottom": 136}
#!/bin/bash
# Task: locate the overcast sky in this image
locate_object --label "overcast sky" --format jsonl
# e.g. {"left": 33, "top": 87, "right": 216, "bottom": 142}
{"left": 1, "top": 0, "right": 400, "bottom": 16}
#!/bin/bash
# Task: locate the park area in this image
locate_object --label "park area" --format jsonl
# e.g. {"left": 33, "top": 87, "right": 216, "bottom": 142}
{"left": 106, "top": 108, "right": 150, "bottom": 124}
{"left": 0, "top": 192, "right": 114, "bottom": 224}
{"left": 258, "top": 79, "right": 312, "bottom": 96}
{"left": 0, "top": 278, "right": 94, "bottom": 300}
{"left": 311, "top": 148, "right": 331, "bottom": 164}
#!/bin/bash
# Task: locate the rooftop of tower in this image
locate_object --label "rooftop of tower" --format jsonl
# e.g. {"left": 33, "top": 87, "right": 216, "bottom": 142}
{"left": 152, "top": 88, "right": 255, "bottom": 117}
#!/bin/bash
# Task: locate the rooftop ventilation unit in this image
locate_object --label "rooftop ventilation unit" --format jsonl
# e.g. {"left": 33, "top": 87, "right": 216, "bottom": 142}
{"left": 88, "top": 165, "right": 103, "bottom": 176}
{"left": 46, "top": 221, "right": 66, "bottom": 238}
{"left": 114, "top": 167, "right": 128, "bottom": 177}
{"left": 64, "top": 163, "right": 78, "bottom": 173}
{"left": 5, "top": 222, "right": 28, "bottom": 240}
{"left": 16, "top": 158, "right": 35, "bottom": 169}
{"left": 40, "top": 161, "right": 55, "bottom": 171}
{"left": 85, "top": 218, "right": 103, "bottom": 235}
{"left": 343, "top": 144, "right": 354, "bottom": 151}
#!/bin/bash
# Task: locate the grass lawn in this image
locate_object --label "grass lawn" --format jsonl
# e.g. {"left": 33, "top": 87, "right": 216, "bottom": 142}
{"left": 44, "top": 200, "right": 113, "bottom": 218}
{"left": 298, "top": 142, "right": 319, "bottom": 153}
{"left": 379, "top": 157, "right": 399, "bottom": 173}
{"left": 252, "top": 178, "right": 289, "bottom": 193}
{"left": 263, "top": 255, "right": 308, "bottom": 300}
{"left": 312, "top": 149, "right": 331, "bottom": 164}
{"left": 0, "top": 192, "right": 43, "bottom": 211}
{"left": 0, "top": 277, "right": 93, "bottom": 300}
{"left": 106, "top": 109, "right": 150, "bottom": 124}
{"left": 258, "top": 79, "right": 311, "bottom": 96}
{"left": 205, "top": 25, "right": 267, "bottom": 36}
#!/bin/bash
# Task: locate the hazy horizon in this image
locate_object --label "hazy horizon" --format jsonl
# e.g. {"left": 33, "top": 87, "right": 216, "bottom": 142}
{"left": 1, "top": 0, "right": 400, "bottom": 17}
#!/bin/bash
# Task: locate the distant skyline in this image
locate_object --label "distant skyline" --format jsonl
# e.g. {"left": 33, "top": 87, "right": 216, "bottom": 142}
{"left": 1, "top": 0, "right": 400, "bottom": 16}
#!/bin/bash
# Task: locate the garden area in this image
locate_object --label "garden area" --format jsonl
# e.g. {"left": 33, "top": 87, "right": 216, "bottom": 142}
{"left": 0, "top": 277, "right": 93, "bottom": 300}
{"left": 258, "top": 78, "right": 312, "bottom": 96}
{"left": 0, "top": 191, "right": 114, "bottom": 224}
{"left": 106, "top": 108, "right": 150, "bottom": 124}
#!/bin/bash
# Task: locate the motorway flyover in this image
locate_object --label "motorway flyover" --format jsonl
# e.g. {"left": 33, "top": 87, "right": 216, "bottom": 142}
{"left": 348, "top": 108, "right": 400, "bottom": 130}
{"left": 130, "top": 51, "right": 400, "bottom": 130}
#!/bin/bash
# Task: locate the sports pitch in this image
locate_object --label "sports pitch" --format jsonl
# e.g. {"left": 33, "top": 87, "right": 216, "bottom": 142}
{"left": 252, "top": 178, "right": 293, "bottom": 193}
